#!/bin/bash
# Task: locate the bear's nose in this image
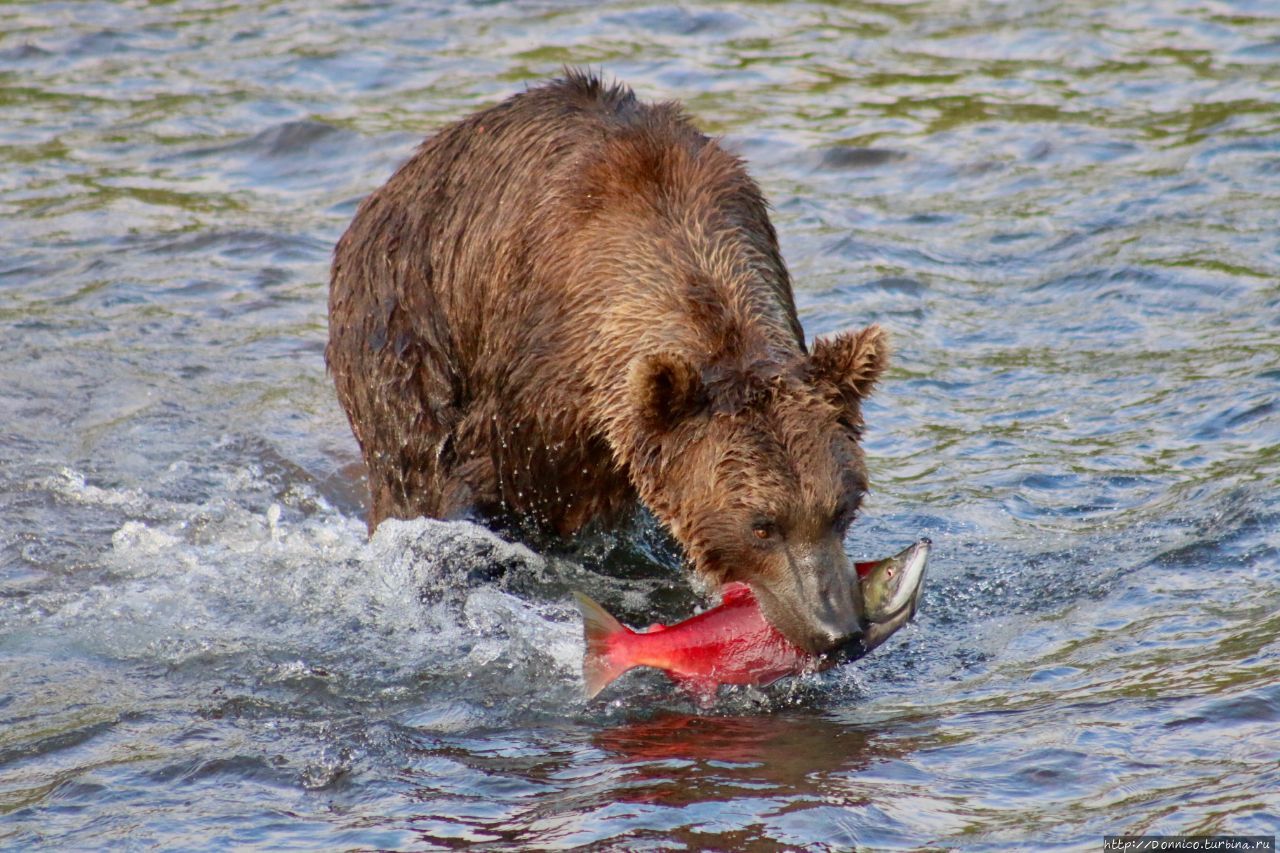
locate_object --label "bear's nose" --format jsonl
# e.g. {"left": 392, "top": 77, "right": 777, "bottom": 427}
{"left": 826, "top": 629, "right": 868, "bottom": 664}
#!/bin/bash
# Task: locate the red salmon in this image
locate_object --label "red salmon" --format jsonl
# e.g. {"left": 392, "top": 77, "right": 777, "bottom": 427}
{"left": 576, "top": 582, "right": 812, "bottom": 700}
{"left": 575, "top": 539, "right": 930, "bottom": 700}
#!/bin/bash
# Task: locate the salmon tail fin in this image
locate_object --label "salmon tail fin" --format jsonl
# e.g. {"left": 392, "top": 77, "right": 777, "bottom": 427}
{"left": 573, "top": 591, "right": 634, "bottom": 699}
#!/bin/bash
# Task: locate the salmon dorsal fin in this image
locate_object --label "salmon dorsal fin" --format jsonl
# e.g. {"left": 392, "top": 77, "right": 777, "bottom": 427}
{"left": 720, "top": 582, "right": 755, "bottom": 604}
{"left": 573, "top": 592, "right": 635, "bottom": 699}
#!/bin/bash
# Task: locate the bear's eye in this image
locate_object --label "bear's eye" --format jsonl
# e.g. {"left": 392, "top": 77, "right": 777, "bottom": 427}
{"left": 751, "top": 520, "right": 778, "bottom": 541}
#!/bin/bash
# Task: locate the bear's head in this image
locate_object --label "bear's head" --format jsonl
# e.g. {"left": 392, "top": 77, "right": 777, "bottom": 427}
{"left": 624, "top": 324, "right": 890, "bottom": 657}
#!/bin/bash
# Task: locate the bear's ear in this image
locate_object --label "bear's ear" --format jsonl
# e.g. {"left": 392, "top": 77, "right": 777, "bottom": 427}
{"left": 629, "top": 352, "right": 706, "bottom": 430}
{"left": 808, "top": 324, "right": 890, "bottom": 403}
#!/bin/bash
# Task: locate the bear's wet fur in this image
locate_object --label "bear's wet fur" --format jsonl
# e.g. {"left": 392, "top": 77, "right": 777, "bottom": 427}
{"left": 328, "top": 71, "right": 889, "bottom": 654}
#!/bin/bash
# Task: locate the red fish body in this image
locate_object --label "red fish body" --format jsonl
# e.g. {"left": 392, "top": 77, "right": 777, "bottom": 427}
{"left": 576, "top": 583, "right": 815, "bottom": 700}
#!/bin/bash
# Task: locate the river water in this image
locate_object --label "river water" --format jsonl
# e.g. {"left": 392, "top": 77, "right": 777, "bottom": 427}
{"left": 2, "top": 1, "right": 1278, "bottom": 849}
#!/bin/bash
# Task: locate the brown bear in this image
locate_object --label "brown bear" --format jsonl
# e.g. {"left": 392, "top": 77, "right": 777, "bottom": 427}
{"left": 327, "top": 71, "right": 889, "bottom": 657}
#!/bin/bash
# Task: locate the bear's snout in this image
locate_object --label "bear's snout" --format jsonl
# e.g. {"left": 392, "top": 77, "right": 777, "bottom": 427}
{"left": 749, "top": 538, "right": 866, "bottom": 655}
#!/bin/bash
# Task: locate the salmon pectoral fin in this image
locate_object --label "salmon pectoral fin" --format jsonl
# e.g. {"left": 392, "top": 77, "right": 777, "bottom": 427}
{"left": 573, "top": 592, "right": 635, "bottom": 699}
{"left": 671, "top": 673, "right": 719, "bottom": 708}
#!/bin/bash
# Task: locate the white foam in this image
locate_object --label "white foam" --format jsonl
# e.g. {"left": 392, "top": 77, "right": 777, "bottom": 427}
{"left": 19, "top": 470, "right": 587, "bottom": 711}
{"left": 41, "top": 466, "right": 155, "bottom": 514}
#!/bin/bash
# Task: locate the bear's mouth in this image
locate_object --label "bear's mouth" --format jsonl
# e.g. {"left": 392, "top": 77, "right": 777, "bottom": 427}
{"left": 748, "top": 539, "right": 930, "bottom": 658}
{"left": 746, "top": 558, "right": 865, "bottom": 655}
